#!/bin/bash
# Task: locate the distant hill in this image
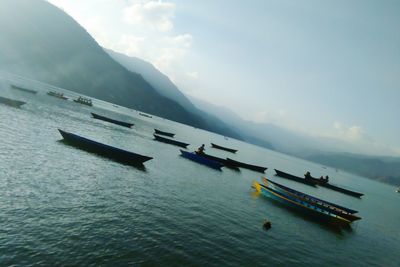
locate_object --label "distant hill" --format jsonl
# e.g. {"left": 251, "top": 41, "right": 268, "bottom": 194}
{"left": 0, "top": 0, "right": 240, "bottom": 138}
{"left": 305, "top": 153, "right": 400, "bottom": 185}
{"left": 105, "top": 49, "right": 242, "bottom": 140}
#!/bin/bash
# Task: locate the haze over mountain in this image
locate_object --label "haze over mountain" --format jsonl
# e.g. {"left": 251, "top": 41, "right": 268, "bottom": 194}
{"left": 0, "top": 0, "right": 240, "bottom": 139}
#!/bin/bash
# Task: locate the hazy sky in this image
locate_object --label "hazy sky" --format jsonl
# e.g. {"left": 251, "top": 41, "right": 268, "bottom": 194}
{"left": 47, "top": 0, "right": 400, "bottom": 155}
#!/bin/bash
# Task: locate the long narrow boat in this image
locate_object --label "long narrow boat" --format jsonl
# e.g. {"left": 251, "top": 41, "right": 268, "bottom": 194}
{"left": 196, "top": 152, "right": 240, "bottom": 170}
{"left": 262, "top": 177, "right": 361, "bottom": 221}
{"left": 58, "top": 129, "right": 152, "bottom": 166}
{"left": 0, "top": 96, "right": 26, "bottom": 108}
{"left": 211, "top": 143, "right": 238, "bottom": 153}
{"left": 226, "top": 158, "right": 267, "bottom": 173}
{"left": 139, "top": 112, "right": 152, "bottom": 118}
{"left": 154, "top": 134, "right": 189, "bottom": 148}
{"left": 180, "top": 150, "right": 223, "bottom": 170}
{"left": 274, "top": 169, "right": 318, "bottom": 186}
{"left": 91, "top": 113, "right": 134, "bottom": 128}
{"left": 47, "top": 91, "right": 68, "bottom": 100}
{"left": 154, "top": 129, "right": 175, "bottom": 137}
{"left": 253, "top": 181, "right": 352, "bottom": 226}
{"left": 11, "top": 85, "right": 37, "bottom": 94}
{"left": 309, "top": 176, "right": 364, "bottom": 198}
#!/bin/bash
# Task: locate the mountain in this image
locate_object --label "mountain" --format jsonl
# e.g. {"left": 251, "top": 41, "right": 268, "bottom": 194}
{"left": 305, "top": 153, "right": 400, "bottom": 186}
{"left": 105, "top": 49, "right": 242, "bottom": 140}
{"left": 0, "top": 0, "right": 240, "bottom": 138}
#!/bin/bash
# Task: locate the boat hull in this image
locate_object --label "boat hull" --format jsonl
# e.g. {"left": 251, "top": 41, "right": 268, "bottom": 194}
{"left": 309, "top": 176, "right": 364, "bottom": 198}
{"left": 154, "top": 129, "right": 175, "bottom": 137}
{"left": 262, "top": 178, "right": 361, "bottom": 221}
{"left": 154, "top": 134, "right": 189, "bottom": 148}
{"left": 58, "top": 129, "right": 152, "bottom": 166}
{"left": 11, "top": 85, "right": 37, "bottom": 94}
{"left": 91, "top": 113, "right": 134, "bottom": 128}
{"left": 226, "top": 158, "right": 267, "bottom": 173}
{"left": 0, "top": 96, "right": 26, "bottom": 108}
{"left": 211, "top": 143, "right": 237, "bottom": 153}
{"left": 254, "top": 181, "right": 351, "bottom": 226}
{"left": 180, "top": 150, "right": 223, "bottom": 170}
{"left": 274, "top": 169, "right": 317, "bottom": 186}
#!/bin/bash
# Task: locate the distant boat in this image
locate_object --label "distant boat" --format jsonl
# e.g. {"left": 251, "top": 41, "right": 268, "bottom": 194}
{"left": 153, "top": 134, "right": 189, "bottom": 148}
{"left": 262, "top": 177, "right": 361, "bottom": 222}
{"left": 73, "top": 96, "right": 92, "bottom": 106}
{"left": 211, "top": 143, "right": 238, "bottom": 153}
{"left": 180, "top": 150, "right": 223, "bottom": 170}
{"left": 58, "top": 129, "right": 152, "bottom": 166}
{"left": 139, "top": 112, "right": 152, "bottom": 118}
{"left": 0, "top": 96, "right": 26, "bottom": 108}
{"left": 253, "top": 180, "right": 352, "bottom": 226}
{"left": 226, "top": 158, "right": 267, "bottom": 173}
{"left": 47, "top": 91, "right": 68, "bottom": 100}
{"left": 308, "top": 175, "right": 364, "bottom": 198}
{"left": 91, "top": 113, "right": 134, "bottom": 128}
{"left": 11, "top": 84, "right": 37, "bottom": 94}
{"left": 154, "top": 129, "right": 175, "bottom": 137}
{"left": 274, "top": 169, "right": 318, "bottom": 186}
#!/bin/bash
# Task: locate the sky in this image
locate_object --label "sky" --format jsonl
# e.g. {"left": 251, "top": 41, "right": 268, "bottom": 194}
{"left": 47, "top": 0, "right": 400, "bottom": 156}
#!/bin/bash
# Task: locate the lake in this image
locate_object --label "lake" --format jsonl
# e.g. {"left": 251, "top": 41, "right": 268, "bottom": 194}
{"left": 0, "top": 81, "right": 399, "bottom": 266}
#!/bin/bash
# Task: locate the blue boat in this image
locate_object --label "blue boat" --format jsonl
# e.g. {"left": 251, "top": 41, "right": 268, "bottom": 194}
{"left": 58, "top": 129, "right": 153, "bottom": 166}
{"left": 180, "top": 150, "right": 223, "bottom": 170}
{"left": 253, "top": 180, "right": 352, "bottom": 226}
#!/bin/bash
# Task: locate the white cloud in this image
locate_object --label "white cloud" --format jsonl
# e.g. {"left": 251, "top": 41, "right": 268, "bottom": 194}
{"left": 123, "top": 1, "right": 175, "bottom": 32}
{"left": 333, "top": 121, "right": 365, "bottom": 141}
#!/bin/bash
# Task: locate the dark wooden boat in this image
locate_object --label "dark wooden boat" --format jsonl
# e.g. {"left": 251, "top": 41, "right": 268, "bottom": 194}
{"left": 253, "top": 181, "right": 352, "bottom": 226}
{"left": 180, "top": 150, "right": 223, "bottom": 170}
{"left": 73, "top": 96, "right": 92, "bottom": 106}
{"left": 11, "top": 85, "right": 37, "bottom": 94}
{"left": 309, "top": 176, "right": 364, "bottom": 198}
{"left": 47, "top": 91, "right": 68, "bottom": 100}
{"left": 154, "top": 129, "right": 175, "bottom": 137}
{"left": 139, "top": 112, "right": 152, "bottom": 118}
{"left": 196, "top": 152, "right": 239, "bottom": 170}
{"left": 0, "top": 96, "right": 26, "bottom": 108}
{"left": 274, "top": 169, "right": 318, "bottom": 186}
{"left": 154, "top": 134, "right": 189, "bottom": 148}
{"left": 58, "top": 129, "right": 152, "bottom": 166}
{"left": 262, "top": 177, "right": 361, "bottom": 222}
{"left": 226, "top": 158, "right": 267, "bottom": 173}
{"left": 91, "top": 113, "right": 134, "bottom": 128}
{"left": 211, "top": 143, "right": 238, "bottom": 153}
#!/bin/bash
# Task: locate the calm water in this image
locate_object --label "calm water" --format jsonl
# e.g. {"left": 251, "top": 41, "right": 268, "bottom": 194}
{"left": 0, "top": 81, "right": 399, "bottom": 266}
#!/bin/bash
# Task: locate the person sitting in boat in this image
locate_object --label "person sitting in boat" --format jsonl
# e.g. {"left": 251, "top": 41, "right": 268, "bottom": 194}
{"left": 325, "top": 175, "right": 329, "bottom": 183}
{"left": 304, "top": 171, "right": 312, "bottom": 180}
{"left": 197, "top": 144, "right": 205, "bottom": 154}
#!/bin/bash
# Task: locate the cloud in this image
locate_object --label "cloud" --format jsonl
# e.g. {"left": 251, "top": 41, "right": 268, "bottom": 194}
{"left": 123, "top": 1, "right": 175, "bottom": 32}
{"left": 332, "top": 121, "right": 365, "bottom": 141}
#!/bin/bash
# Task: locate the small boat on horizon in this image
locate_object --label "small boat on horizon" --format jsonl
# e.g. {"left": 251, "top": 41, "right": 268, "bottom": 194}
{"left": 58, "top": 129, "right": 152, "bottom": 166}
{"left": 11, "top": 84, "right": 37, "bottom": 94}
{"left": 0, "top": 96, "right": 26, "bottom": 108}
{"left": 139, "top": 112, "right": 152, "bottom": 118}
{"left": 180, "top": 150, "right": 223, "bottom": 170}
{"left": 211, "top": 143, "right": 238, "bottom": 153}
{"left": 274, "top": 169, "right": 318, "bottom": 186}
{"left": 47, "top": 91, "right": 68, "bottom": 100}
{"left": 154, "top": 129, "right": 175, "bottom": 137}
{"left": 73, "top": 96, "right": 92, "bottom": 106}
{"left": 226, "top": 158, "right": 267, "bottom": 173}
{"left": 153, "top": 134, "right": 189, "bottom": 148}
{"left": 91, "top": 112, "right": 134, "bottom": 128}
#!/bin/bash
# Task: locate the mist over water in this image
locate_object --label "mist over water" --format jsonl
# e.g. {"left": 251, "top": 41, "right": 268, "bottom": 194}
{"left": 0, "top": 83, "right": 399, "bottom": 266}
